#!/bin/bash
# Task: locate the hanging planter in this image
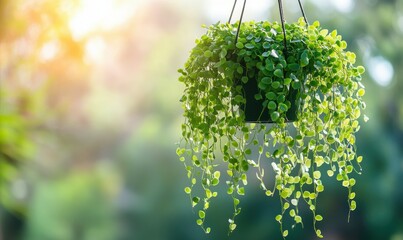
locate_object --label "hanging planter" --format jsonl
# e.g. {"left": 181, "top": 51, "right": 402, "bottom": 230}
{"left": 177, "top": 0, "right": 367, "bottom": 238}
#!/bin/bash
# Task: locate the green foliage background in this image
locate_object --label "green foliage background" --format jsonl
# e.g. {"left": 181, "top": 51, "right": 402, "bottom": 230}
{"left": 0, "top": 0, "right": 402, "bottom": 239}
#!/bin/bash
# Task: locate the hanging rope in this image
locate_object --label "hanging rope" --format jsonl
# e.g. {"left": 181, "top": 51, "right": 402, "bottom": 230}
{"left": 228, "top": 0, "right": 238, "bottom": 23}
{"left": 297, "top": 0, "right": 309, "bottom": 25}
{"left": 228, "top": 0, "right": 309, "bottom": 46}
{"left": 234, "top": 0, "right": 247, "bottom": 44}
{"left": 277, "top": 0, "right": 288, "bottom": 55}
{"left": 228, "top": 0, "right": 247, "bottom": 44}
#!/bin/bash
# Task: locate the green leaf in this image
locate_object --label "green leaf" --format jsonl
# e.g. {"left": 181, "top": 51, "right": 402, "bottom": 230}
{"left": 192, "top": 197, "right": 200, "bottom": 207}
{"left": 274, "top": 69, "right": 283, "bottom": 78}
{"left": 277, "top": 94, "right": 285, "bottom": 103}
{"left": 315, "top": 156, "right": 325, "bottom": 167}
{"left": 278, "top": 103, "right": 288, "bottom": 112}
{"left": 292, "top": 80, "right": 301, "bottom": 89}
{"left": 268, "top": 101, "right": 277, "bottom": 110}
{"left": 199, "top": 210, "right": 205, "bottom": 219}
{"left": 357, "top": 66, "right": 365, "bottom": 74}
{"left": 316, "top": 229, "right": 323, "bottom": 238}
{"left": 254, "top": 93, "right": 263, "bottom": 100}
{"left": 227, "top": 186, "right": 233, "bottom": 194}
{"left": 357, "top": 89, "right": 365, "bottom": 97}
{"left": 271, "top": 81, "right": 281, "bottom": 89}
{"left": 206, "top": 189, "right": 213, "bottom": 198}
{"left": 245, "top": 43, "right": 254, "bottom": 49}
{"left": 263, "top": 42, "right": 271, "bottom": 49}
{"left": 261, "top": 77, "right": 270, "bottom": 84}
{"left": 241, "top": 173, "right": 248, "bottom": 185}
{"left": 237, "top": 187, "right": 245, "bottom": 195}
{"left": 309, "top": 193, "right": 316, "bottom": 199}
{"left": 184, "top": 187, "right": 191, "bottom": 194}
{"left": 234, "top": 198, "right": 240, "bottom": 206}
{"left": 229, "top": 223, "right": 237, "bottom": 231}
{"left": 316, "top": 185, "right": 324, "bottom": 192}
{"left": 241, "top": 161, "right": 249, "bottom": 171}
{"left": 300, "top": 50, "right": 309, "bottom": 67}
{"left": 220, "top": 49, "right": 227, "bottom": 58}
{"left": 265, "top": 92, "right": 276, "bottom": 100}
{"left": 315, "top": 215, "right": 323, "bottom": 221}
{"left": 288, "top": 63, "right": 300, "bottom": 71}
{"left": 236, "top": 42, "right": 244, "bottom": 49}
{"left": 265, "top": 61, "right": 274, "bottom": 71}
{"left": 211, "top": 178, "right": 219, "bottom": 186}
{"left": 234, "top": 95, "right": 244, "bottom": 103}
{"left": 271, "top": 111, "right": 280, "bottom": 121}
{"left": 350, "top": 200, "right": 357, "bottom": 211}
{"left": 281, "top": 188, "right": 292, "bottom": 198}
{"left": 204, "top": 50, "right": 213, "bottom": 58}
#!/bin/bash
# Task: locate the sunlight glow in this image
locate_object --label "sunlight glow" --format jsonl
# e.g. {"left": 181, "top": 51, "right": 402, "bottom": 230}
{"left": 367, "top": 56, "right": 394, "bottom": 87}
{"left": 312, "top": 0, "right": 354, "bottom": 13}
{"left": 68, "top": 0, "right": 138, "bottom": 40}
{"left": 40, "top": 41, "right": 59, "bottom": 61}
{"left": 331, "top": 0, "right": 354, "bottom": 13}
{"left": 398, "top": 16, "right": 403, "bottom": 33}
{"left": 84, "top": 37, "right": 106, "bottom": 64}
{"left": 204, "top": 0, "right": 273, "bottom": 23}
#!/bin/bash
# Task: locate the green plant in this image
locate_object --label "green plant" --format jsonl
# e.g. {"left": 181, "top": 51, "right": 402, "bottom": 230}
{"left": 177, "top": 18, "right": 367, "bottom": 238}
{"left": 0, "top": 90, "right": 34, "bottom": 211}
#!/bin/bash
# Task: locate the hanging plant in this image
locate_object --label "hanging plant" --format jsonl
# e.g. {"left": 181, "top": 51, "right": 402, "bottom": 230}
{"left": 177, "top": 9, "right": 367, "bottom": 238}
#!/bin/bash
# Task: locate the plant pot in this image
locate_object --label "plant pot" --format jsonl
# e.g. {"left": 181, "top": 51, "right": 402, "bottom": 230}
{"left": 241, "top": 78, "right": 299, "bottom": 123}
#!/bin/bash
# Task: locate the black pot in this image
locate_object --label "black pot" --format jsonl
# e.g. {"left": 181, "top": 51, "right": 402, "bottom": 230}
{"left": 241, "top": 78, "right": 299, "bottom": 123}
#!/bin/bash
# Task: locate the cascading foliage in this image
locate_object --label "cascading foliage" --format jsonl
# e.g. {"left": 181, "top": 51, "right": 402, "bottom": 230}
{"left": 177, "top": 18, "right": 367, "bottom": 238}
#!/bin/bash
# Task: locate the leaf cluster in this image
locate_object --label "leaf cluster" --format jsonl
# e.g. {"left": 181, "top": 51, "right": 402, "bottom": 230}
{"left": 177, "top": 18, "right": 367, "bottom": 238}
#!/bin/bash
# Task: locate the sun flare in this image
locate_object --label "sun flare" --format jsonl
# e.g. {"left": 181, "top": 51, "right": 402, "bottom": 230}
{"left": 68, "top": 0, "right": 138, "bottom": 40}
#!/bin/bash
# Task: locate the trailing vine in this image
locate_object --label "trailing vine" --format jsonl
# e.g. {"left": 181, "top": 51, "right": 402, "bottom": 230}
{"left": 177, "top": 18, "right": 367, "bottom": 238}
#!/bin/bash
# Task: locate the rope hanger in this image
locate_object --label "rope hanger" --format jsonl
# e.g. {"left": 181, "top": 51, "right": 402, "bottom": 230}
{"left": 228, "top": 0, "right": 309, "bottom": 50}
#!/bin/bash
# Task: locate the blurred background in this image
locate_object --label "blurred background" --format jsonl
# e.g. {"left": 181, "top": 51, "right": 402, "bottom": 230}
{"left": 0, "top": 0, "right": 402, "bottom": 239}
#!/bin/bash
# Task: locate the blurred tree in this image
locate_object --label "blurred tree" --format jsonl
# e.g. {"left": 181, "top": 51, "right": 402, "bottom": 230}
{"left": 24, "top": 170, "right": 118, "bottom": 240}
